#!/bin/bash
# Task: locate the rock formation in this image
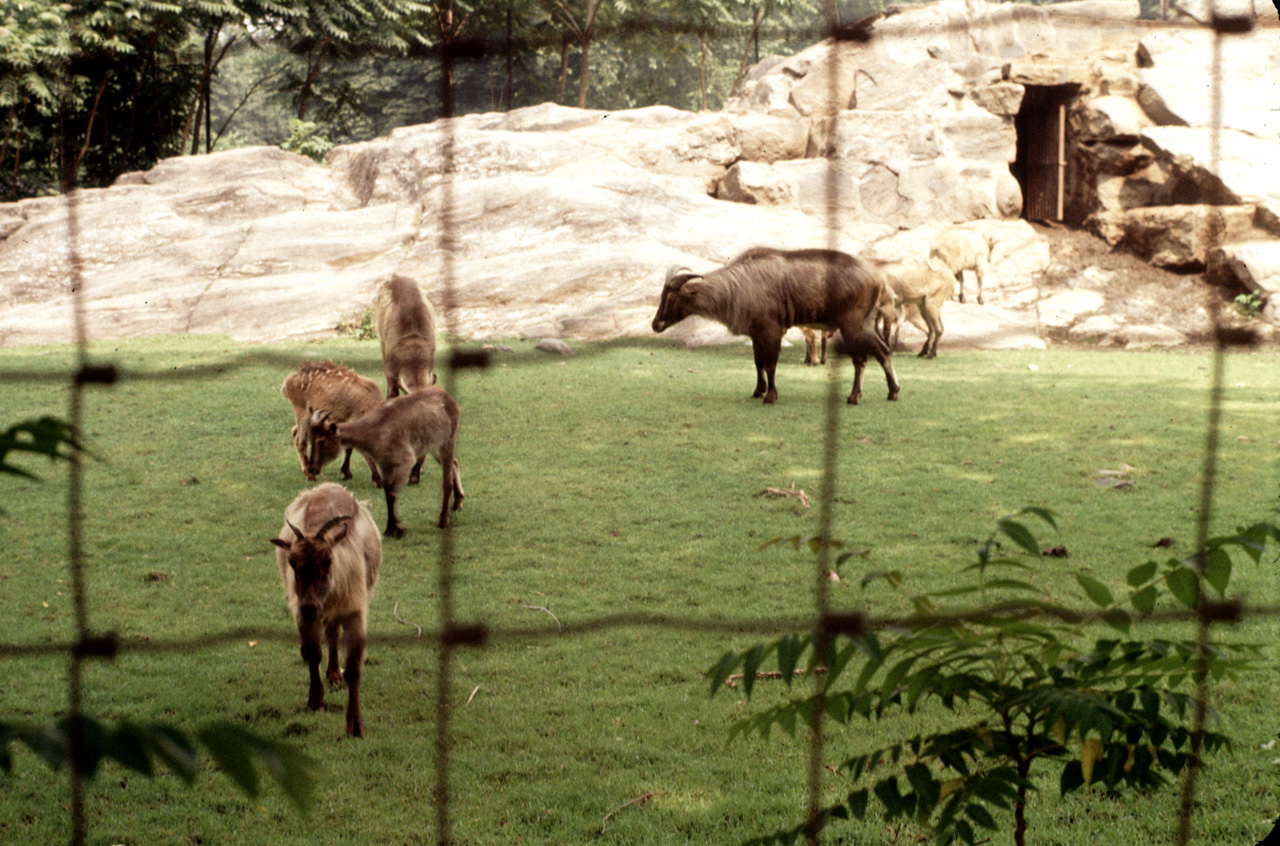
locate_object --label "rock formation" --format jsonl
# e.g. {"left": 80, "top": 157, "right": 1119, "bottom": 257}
{"left": 0, "top": 0, "right": 1275, "bottom": 350}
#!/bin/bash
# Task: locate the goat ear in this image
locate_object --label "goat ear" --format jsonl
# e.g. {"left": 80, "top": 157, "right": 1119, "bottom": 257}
{"left": 270, "top": 537, "right": 291, "bottom": 550}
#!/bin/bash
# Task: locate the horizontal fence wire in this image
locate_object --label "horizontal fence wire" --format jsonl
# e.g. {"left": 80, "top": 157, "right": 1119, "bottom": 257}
{"left": 0, "top": 6, "right": 1271, "bottom": 845}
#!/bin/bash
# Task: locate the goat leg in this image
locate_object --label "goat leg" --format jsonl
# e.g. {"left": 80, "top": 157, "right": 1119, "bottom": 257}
{"left": 409, "top": 457, "right": 424, "bottom": 486}
{"left": 383, "top": 486, "right": 406, "bottom": 538}
{"left": 299, "top": 635, "right": 325, "bottom": 712}
{"left": 325, "top": 620, "right": 344, "bottom": 688}
{"left": 343, "top": 623, "right": 366, "bottom": 738}
{"left": 751, "top": 335, "right": 782, "bottom": 404}
{"left": 339, "top": 447, "right": 355, "bottom": 481}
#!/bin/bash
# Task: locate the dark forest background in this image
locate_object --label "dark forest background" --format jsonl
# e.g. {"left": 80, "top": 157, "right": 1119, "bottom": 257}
{"left": 1, "top": 0, "right": 1165, "bottom": 201}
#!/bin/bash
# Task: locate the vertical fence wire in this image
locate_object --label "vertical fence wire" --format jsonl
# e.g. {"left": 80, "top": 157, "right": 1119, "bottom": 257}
{"left": 1174, "top": 21, "right": 1228, "bottom": 846}
{"left": 19, "top": 8, "right": 1266, "bottom": 846}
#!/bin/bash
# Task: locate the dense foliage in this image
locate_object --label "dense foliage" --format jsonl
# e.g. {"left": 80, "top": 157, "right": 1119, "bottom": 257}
{"left": 709, "top": 511, "right": 1280, "bottom": 845}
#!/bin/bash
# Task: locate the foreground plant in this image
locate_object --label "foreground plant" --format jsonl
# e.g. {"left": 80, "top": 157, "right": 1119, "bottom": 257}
{"left": 708, "top": 509, "right": 1279, "bottom": 846}
{"left": 3, "top": 416, "right": 319, "bottom": 814}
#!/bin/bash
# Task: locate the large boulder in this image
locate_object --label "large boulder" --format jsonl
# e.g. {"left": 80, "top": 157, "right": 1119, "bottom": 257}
{"left": 1084, "top": 204, "right": 1261, "bottom": 269}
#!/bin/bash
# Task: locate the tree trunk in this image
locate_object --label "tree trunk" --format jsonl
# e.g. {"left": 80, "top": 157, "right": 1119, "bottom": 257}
{"left": 699, "top": 29, "right": 708, "bottom": 111}
{"left": 298, "top": 39, "right": 330, "bottom": 121}
{"left": 555, "top": 34, "right": 570, "bottom": 104}
{"left": 575, "top": 34, "right": 591, "bottom": 109}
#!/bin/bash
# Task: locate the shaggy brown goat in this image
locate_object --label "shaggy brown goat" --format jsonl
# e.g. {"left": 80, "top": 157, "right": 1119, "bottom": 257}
{"left": 651, "top": 247, "right": 900, "bottom": 405}
{"left": 929, "top": 228, "right": 990, "bottom": 305}
{"left": 873, "top": 257, "right": 956, "bottom": 359}
{"left": 281, "top": 361, "right": 383, "bottom": 485}
{"left": 376, "top": 275, "right": 438, "bottom": 398}
{"left": 308, "top": 387, "right": 464, "bottom": 537}
{"left": 271, "top": 483, "right": 381, "bottom": 738}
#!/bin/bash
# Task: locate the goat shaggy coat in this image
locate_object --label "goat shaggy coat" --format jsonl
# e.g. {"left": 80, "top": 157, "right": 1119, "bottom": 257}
{"left": 281, "top": 360, "right": 383, "bottom": 484}
{"left": 651, "top": 247, "right": 900, "bottom": 405}
{"left": 376, "top": 275, "right": 438, "bottom": 397}
{"left": 308, "top": 387, "right": 465, "bottom": 537}
{"left": 272, "top": 483, "right": 382, "bottom": 738}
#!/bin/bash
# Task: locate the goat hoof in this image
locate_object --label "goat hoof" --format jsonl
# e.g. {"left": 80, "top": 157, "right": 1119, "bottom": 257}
{"left": 384, "top": 525, "right": 405, "bottom": 539}
{"left": 763, "top": 392, "right": 778, "bottom": 405}
{"left": 847, "top": 395, "right": 861, "bottom": 405}
{"left": 887, "top": 391, "right": 900, "bottom": 401}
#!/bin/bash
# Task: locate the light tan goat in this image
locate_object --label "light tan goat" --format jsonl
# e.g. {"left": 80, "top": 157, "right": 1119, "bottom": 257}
{"left": 799, "top": 327, "right": 830, "bottom": 366}
{"left": 282, "top": 361, "right": 383, "bottom": 485}
{"left": 376, "top": 275, "right": 437, "bottom": 398}
{"left": 308, "top": 387, "right": 464, "bottom": 537}
{"left": 929, "top": 228, "right": 990, "bottom": 305}
{"left": 874, "top": 257, "right": 956, "bottom": 359}
{"left": 271, "top": 483, "right": 382, "bottom": 738}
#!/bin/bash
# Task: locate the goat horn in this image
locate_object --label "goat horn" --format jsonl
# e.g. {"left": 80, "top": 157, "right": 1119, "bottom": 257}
{"left": 286, "top": 520, "right": 304, "bottom": 541}
{"left": 314, "top": 514, "right": 352, "bottom": 540}
{"left": 665, "top": 265, "right": 700, "bottom": 288}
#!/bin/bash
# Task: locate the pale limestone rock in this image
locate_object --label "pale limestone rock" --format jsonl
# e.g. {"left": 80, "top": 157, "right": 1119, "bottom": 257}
{"left": 1117, "top": 324, "right": 1188, "bottom": 348}
{"left": 1039, "top": 289, "right": 1107, "bottom": 328}
{"left": 1086, "top": 204, "right": 1260, "bottom": 268}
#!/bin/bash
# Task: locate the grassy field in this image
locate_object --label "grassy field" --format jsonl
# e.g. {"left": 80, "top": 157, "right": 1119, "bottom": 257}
{"left": 1, "top": 334, "right": 1279, "bottom": 845}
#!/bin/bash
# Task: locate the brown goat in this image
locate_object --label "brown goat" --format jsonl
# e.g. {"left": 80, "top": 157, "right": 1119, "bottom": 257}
{"left": 376, "top": 275, "right": 438, "bottom": 398}
{"left": 651, "top": 247, "right": 900, "bottom": 405}
{"left": 281, "top": 361, "right": 384, "bottom": 485}
{"left": 873, "top": 257, "right": 956, "bottom": 359}
{"left": 308, "top": 387, "right": 464, "bottom": 537}
{"left": 271, "top": 483, "right": 381, "bottom": 738}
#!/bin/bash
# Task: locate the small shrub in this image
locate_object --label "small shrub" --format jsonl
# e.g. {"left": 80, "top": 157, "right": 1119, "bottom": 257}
{"left": 1232, "top": 291, "right": 1265, "bottom": 319}
{"left": 280, "top": 120, "right": 333, "bottom": 163}
{"left": 335, "top": 304, "right": 377, "bottom": 340}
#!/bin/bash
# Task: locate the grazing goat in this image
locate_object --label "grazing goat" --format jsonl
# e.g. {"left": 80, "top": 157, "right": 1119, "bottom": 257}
{"left": 308, "top": 387, "right": 464, "bottom": 537}
{"left": 651, "top": 248, "right": 900, "bottom": 405}
{"left": 873, "top": 258, "right": 956, "bottom": 359}
{"left": 376, "top": 275, "right": 438, "bottom": 398}
{"left": 271, "top": 483, "right": 382, "bottom": 738}
{"left": 281, "top": 361, "right": 383, "bottom": 486}
{"left": 929, "top": 228, "right": 990, "bottom": 305}
{"left": 800, "top": 327, "right": 830, "bottom": 366}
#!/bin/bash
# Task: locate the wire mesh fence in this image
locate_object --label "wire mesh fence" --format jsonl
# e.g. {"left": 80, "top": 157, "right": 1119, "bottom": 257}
{"left": 2, "top": 4, "right": 1277, "bottom": 845}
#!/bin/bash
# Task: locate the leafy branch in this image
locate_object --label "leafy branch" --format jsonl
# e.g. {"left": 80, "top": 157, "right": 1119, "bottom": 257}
{"left": 708, "top": 510, "right": 1278, "bottom": 846}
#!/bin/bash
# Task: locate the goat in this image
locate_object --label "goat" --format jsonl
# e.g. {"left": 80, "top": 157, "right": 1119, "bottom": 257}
{"left": 308, "top": 387, "right": 464, "bottom": 537}
{"left": 281, "top": 361, "right": 384, "bottom": 486}
{"left": 799, "top": 327, "right": 830, "bottom": 366}
{"left": 929, "top": 228, "right": 990, "bottom": 305}
{"left": 651, "top": 247, "right": 900, "bottom": 405}
{"left": 873, "top": 258, "right": 956, "bottom": 359}
{"left": 376, "top": 275, "right": 438, "bottom": 398}
{"left": 271, "top": 483, "right": 382, "bottom": 738}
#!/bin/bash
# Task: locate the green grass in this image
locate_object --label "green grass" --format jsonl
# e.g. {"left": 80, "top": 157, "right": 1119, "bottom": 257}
{"left": 2, "top": 335, "right": 1279, "bottom": 845}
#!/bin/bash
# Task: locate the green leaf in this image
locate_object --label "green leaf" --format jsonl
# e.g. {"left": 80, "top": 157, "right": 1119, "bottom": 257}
{"left": 706, "top": 650, "right": 739, "bottom": 697}
{"left": 1075, "top": 573, "right": 1113, "bottom": 607}
{"left": 1126, "top": 561, "right": 1158, "bottom": 587}
{"left": 741, "top": 645, "right": 766, "bottom": 697}
{"left": 198, "top": 724, "right": 261, "bottom": 798}
{"left": 1130, "top": 585, "right": 1157, "bottom": 614}
{"left": 1100, "top": 609, "right": 1131, "bottom": 634}
{"left": 1165, "top": 567, "right": 1199, "bottom": 609}
{"left": 1203, "top": 547, "right": 1232, "bottom": 596}
{"left": 996, "top": 518, "right": 1041, "bottom": 557}
{"left": 966, "top": 802, "right": 998, "bottom": 830}
{"left": 1060, "top": 760, "right": 1085, "bottom": 796}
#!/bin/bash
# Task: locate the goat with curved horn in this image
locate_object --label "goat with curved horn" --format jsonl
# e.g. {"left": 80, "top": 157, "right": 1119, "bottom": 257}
{"left": 651, "top": 247, "right": 900, "bottom": 405}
